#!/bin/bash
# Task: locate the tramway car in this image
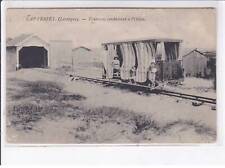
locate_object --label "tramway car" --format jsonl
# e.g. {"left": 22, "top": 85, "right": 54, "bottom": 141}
{"left": 102, "top": 38, "right": 184, "bottom": 87}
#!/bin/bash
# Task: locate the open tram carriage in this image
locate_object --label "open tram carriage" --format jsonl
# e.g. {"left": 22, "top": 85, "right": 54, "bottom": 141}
{"left": 102, "top": 38, "right": 184, "bottom": 88}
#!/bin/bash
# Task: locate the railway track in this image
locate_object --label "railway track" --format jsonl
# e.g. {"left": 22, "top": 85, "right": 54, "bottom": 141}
{"left": 70, "top": 75, "right": 216, "bottom": 105}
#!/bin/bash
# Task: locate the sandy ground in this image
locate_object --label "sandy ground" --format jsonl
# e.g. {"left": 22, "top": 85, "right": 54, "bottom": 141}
{"left": 165, "top": 77, "right": 216, "bottom": 98}
{"left": 6, "top": 68, "right": 217, "bottom": 144}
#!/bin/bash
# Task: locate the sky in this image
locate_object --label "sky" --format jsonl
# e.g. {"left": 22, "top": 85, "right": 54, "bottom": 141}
{"left": 6, "top": 8, "right": 216, "bottom": 51}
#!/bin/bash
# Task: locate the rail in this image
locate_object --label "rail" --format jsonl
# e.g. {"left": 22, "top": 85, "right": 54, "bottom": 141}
{"left": 71, "top": 75, "right": 216, "bottom": 105}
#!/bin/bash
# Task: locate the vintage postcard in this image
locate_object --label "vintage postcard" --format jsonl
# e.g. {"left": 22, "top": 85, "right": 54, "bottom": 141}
{"left": 4, "top": 7, "right": 216, "bottom": 144}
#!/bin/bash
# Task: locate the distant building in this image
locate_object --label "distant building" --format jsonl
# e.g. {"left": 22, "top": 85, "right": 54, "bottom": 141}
{"left": 182, "top": 49, "right": 216, "bottom": 78}
{"left": 72, "top": 46, "right": 101, "bottom": 66}
{"left": 72, "top": 46, "right": 92, "bottom": 65}
{"left": 49, "top": 40, "right": 73, "bottom": 68}
{"left": 6, "top": 34, "right": 49, "bottom": 71}
{"left": 71, "top": 46, "right": 103, "bottom": 78}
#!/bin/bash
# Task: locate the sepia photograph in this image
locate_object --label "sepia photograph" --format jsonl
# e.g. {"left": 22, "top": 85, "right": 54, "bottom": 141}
{"left": 5, "top": 8, "right": 216, "bottom": 144}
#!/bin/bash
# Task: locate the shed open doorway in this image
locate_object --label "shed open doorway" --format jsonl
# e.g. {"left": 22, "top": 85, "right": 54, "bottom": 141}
{"left": 19, "top": 46, "right": 48, "bottom": 68}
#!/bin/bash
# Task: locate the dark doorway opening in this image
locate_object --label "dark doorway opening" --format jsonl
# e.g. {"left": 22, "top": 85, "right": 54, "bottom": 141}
{"left": 19, "top": 46, "right": 48, "bottom": 68}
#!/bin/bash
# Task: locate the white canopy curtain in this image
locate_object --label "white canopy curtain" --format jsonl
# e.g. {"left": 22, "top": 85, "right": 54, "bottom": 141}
{"left": 119, "top": 43, "right": 136, "bottom": 80}
{"left": 106, "top": 44, "right": 118, "bottom": 79}
{"left": 134, "top": 42, "right": 156, "bottom": 83}
{"left": 164, "top": 42, "right": 179, "bottom": 61}
{"left": 102, "top": 46, "right": 108, "bottom": 72}
{"left": 156, "top": 42, "right": 166, "bottom": 61}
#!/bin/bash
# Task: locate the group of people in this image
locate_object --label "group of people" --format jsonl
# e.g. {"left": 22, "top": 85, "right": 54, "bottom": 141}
{"left": 111, "top": 57, "right": 158, "bottom": 87}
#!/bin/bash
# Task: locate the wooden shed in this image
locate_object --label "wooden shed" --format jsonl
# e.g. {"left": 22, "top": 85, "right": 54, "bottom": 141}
{"left": 182, "top": 49, "right": 216, "bottom": 78}
{"left": 71, "top": 46, "right": 103, "bottom": 78}
{"left": 49, "top": 40, "right": 73, "bottom": 68}
{"left": 72, "top": 47, "right": 101, "bottom": 66}
{"left": 6, "top": 34, "right": 49, "bottom": 71}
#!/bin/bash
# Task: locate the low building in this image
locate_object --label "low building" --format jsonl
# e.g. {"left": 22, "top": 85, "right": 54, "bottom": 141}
{"left": 182, "top": 49, "right": 216, "bottom": 78}
{"left": 6, "top": 34, "right": 49, "bottom": 71}
{"left": 6, "top": 34, "right": 73, "bottom": 71}
{"left": 49, "top": 40, "right": 73, "bottom": 68}
{"left": 71, "top": 46, "right": 103, "bottom": 78}
{"left": 72, "top": 46, "right": 92, "bottom": 66}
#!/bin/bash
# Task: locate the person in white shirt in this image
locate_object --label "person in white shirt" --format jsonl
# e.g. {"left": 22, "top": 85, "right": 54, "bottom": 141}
{"left": 148, "top": 62, "right": 157, "bottom": 87}
{"left": 129, "top": 66, "right": 136, "bottom": 83}
{"left": 112, "top": 57, "right": 120, "bottom": 78}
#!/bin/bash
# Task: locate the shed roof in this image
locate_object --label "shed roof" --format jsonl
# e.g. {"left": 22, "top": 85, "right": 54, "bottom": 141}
{"left": 183, "top": 49, "right": 204, "bottom": 58}
{"left": 6, "top": 34, "right": 49, "bottom": 47}
{"left": 183, "top": 49, "right": 216, "bottom": 58}
{"left": 72, "top": 46, "right": 91, "bottom": 51}
{"left": 102, "top": 38, "right": 182, "bottom": 45}
{"left": 7, "top": 34, "right": 32, "bottom": 47}
{"left": 203, "top": 51, "right": 216, "bottom": 57}
{"left": 50, "top": 40, "right": 73, "bottom": 43}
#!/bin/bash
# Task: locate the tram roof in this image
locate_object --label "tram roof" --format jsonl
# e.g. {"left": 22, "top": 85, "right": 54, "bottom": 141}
{"left": 102, "top": 38, "right": 182, "bottom": 45}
